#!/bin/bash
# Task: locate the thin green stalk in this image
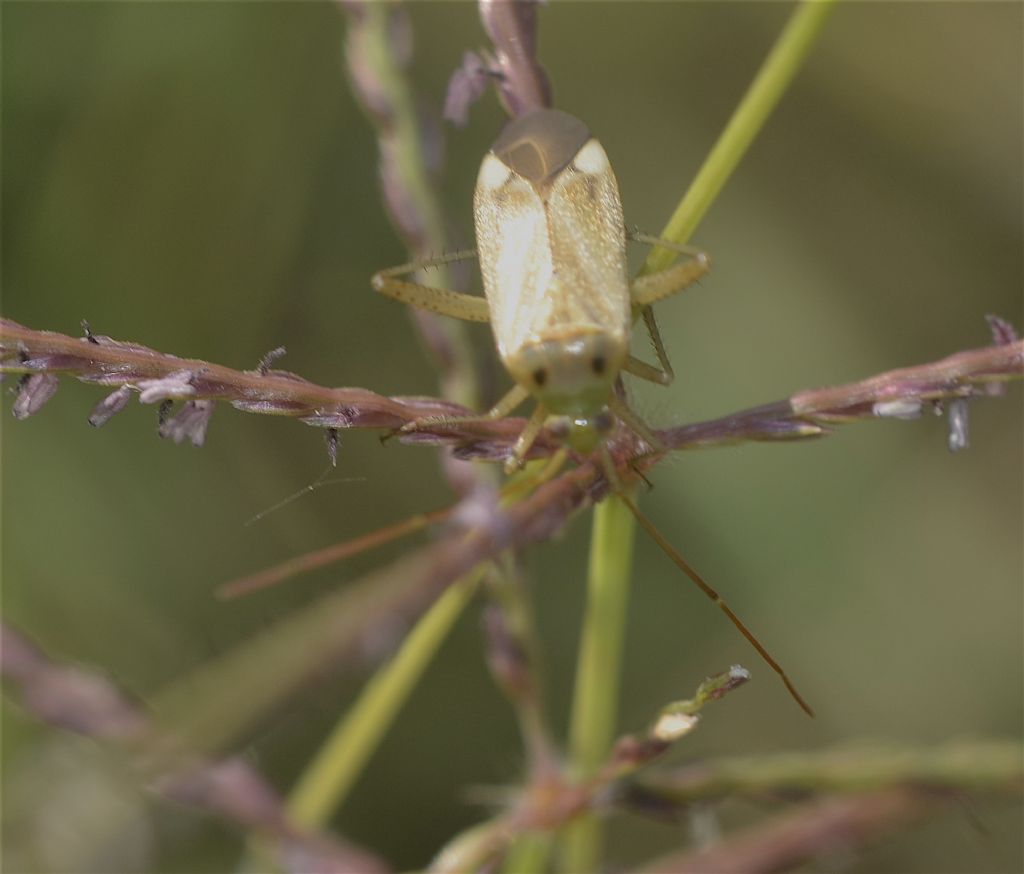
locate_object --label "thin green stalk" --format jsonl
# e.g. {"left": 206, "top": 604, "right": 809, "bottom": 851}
{"left": 502, "top": 833, "right": 554, "bottom": 874}
{"left": 644, "top": 0, "right": 838, "bottom": 275}
{"left": 634, "top": 739, "right": 1024, "bottom": 804}
{"left": 563, "top": 492, "right": 637, "bottom": 873}
{"left": 563, "top": 2, "right": 837, "bottom": 869}
{"left": 286, "top": 568, "right": 483, "bottom": 827}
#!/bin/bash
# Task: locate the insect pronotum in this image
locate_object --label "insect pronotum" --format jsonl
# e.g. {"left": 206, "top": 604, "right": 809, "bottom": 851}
{"left": 372, "top": 108, "right": 812, "bottom": 715}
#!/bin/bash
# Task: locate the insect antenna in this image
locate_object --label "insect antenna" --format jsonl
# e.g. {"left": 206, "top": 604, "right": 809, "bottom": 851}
{"left": 243, "top": 467, "right": 364, "bottom": 528}
{"left": 218, "top": 505, "right": 454, "bottom": 600}
{"left": 219, "top": 451, "right": 573, "bottom": 602}
{"left": 619, "top": 493, "right": 814, "bottom": 717}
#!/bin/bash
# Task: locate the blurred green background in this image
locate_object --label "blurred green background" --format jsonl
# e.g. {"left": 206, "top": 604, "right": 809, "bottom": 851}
{"left": 3, "top": 3, "right": 1021, "bottom": 872}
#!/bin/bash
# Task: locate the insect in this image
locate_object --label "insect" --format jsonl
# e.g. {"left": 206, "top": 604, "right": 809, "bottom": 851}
{"left": 371, "top": 108, "right": 812, "bottom": 715}
{"left": 372, "top": 108, "right": 710, "bottom": 476}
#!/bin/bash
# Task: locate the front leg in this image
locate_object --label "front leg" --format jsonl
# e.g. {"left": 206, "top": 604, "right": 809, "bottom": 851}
{"left": 372, "top": 249, "right": 491, "bottom": 322}
{"left": 627, "top": 232, "right": 711, "bottom": 308}
{"left": 390, "top": 382, "right": 530, "bottom": 443}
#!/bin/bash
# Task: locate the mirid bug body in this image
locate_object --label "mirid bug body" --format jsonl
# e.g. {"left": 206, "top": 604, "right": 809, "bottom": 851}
{"left": 373, "top": 108, "right": 711, "bottom": 468}
{"left": 474, "top": 111, "right": 630, "bottom": 443}
{"left": 372, "top": 109, "right": 812, "bottom": 715}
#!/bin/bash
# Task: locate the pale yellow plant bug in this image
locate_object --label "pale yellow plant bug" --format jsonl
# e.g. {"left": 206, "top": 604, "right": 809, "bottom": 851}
{"left": 372, "top": 108, "right": 812, "bottom": 715}
{"left": 372, "top": 108, "right": 710, "bottom": 476}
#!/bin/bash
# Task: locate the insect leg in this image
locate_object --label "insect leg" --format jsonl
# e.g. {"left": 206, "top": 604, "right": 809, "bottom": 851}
{"left": 397, "top": 385, "right": 550, "bottom": 479}
{"left": 606, "top": 394, "right": 664, "bottom": 453}
{"left": 395, "top": 384, "right": 529, "bottom": 437}
{"left": 626, "top": 231, "right": 711, "bottom": 309}
{"left": 598, "top": 443, "right": 623, "bottom": 493}
{"left": 372, "top": 250, "right": 491, "bottom": 322}
{"left": 623, "top": 309, "right": 674, "bottom": 386}
{"left": 630, "top": 258, "right": 710, "bottom": 308}
{"left": 505, "top": 403, "right": 549, "bottom": 474}
{"left": 486, "top": 383, "right": 532, "bottom": 420}
{"left": 626, "top": 233, "right": 710, "bottom": 384}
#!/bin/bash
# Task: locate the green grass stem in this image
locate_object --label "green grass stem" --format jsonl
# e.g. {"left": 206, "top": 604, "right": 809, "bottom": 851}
{"left": 562, "top": 493, "right": 638, "bottom": 872}
{"left": 564, "top": 2, "right": 837, "bottom": 869}
{"left": 285, "top": 569, "right": 483, "bottom": 827}
{"left": 502, "top": 833, "right": 554, "bottom": 874}
{"left": 644, "top": 0, "right": 837, "bottom": 275}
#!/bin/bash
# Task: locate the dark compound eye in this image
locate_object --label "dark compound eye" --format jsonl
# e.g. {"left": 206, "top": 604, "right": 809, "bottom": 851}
{"left": 591, "top": 355, "right": 606, "bottom": 375}
{"left": 532, "top": 368, "right": 548, "bottom": 387}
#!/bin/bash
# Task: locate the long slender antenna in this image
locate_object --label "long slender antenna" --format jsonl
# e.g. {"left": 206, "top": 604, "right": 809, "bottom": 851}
{"left": 619, "top": 493, "right": 814, "bottom": 717}
{"left": 243, "top": 468, "right": 364, "bottom": 527}
{"left": 220, "top": 452, "right": 573, "bottom": 602}
{"left": 218, "top": 505, "right": 453, "bottom": 599}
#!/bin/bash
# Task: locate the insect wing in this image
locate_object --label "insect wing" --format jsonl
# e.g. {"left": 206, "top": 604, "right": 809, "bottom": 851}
{"left": 473, "top": 137, "right": 631, "bottom": 364}
{"left": 474, "top": 155, "right": 554, "bottom": 363}
{"left": 543, "top": 139, "right": 630, "bottom": 344}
